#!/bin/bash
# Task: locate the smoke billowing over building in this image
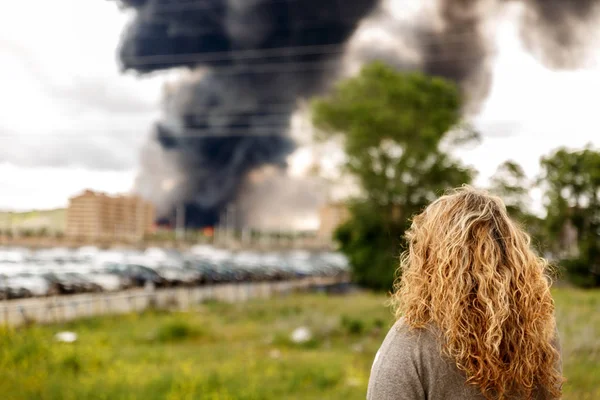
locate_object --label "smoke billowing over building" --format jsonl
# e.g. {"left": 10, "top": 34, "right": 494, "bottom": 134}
{"left": 106, "top": 0, "right": 600, "bottom": 228}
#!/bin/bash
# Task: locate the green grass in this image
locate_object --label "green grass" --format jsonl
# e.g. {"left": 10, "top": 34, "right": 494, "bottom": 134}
{"left": 0, "top": 208, "right": 66, "bottom": 232}
{"left": 0, "top": 288, "right": 598, "bottom": 399}
{"left": 553, "top": 288, "right": 600, "bottom": 400}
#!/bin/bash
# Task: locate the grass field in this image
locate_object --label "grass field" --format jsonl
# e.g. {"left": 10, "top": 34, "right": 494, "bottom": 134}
{"left": 0, "top": 288, "right": 598, "bottom": 399}
{"left": 0, "top": 208, "right": 66, "bottom": 233}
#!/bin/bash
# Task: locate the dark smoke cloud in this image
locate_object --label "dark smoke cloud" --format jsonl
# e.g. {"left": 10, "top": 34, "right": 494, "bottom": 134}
{"left": 147, "top": 72, "right": 298, "bottom": 226}
{"left": 108, "top": 0, "right": 600, "bottom": 227}
{"left": 515, "top": 0, "right": 600, "bottom": 68}
{"left": 418, "top": 0, "right": 492, "bottom": 112}
{"left": 343, "top": 0, "right": 494, "bottom": 113}
{"left": 111, "top": 0, "right": 379, "bottom": 226}
{"left": 351, "top": 0, "right": 600, "bottom": 114}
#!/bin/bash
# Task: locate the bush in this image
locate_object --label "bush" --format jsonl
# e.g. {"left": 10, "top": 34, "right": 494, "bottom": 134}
{"left": 154, "top": 321, "right": 203, "bottom": 343}
{"left": 59, "top": 353, "right": 82, "bottom": 374}
{"left": 562, "top": 257, "right": 600, "bottom": 288}
{"left": 340, "top": 315, "right": 365, "bottom": 335}
{"left": 335, "top": 204, "right": 404, "bottom": 291}
{"left": 373, "top": 318, "right": 385, "bottom": 329}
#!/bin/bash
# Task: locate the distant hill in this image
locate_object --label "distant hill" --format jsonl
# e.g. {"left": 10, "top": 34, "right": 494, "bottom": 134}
{"left": 0, "top": 209, "right": 66, "bottom": 234}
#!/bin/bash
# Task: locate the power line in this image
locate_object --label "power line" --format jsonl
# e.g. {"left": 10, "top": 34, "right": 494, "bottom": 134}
{"left": 181, "top": 110, "right": 295, "bottom": 116}
{"left": 0, "top": 128, "right": 289, "bottom": 138}
{"left": 142, "top": 0, "right": 300, "bottom": 11}
{"left": 122, "top": 45, "right": 492, "bottom": 74}
{"left": 120, "top": 29, "right": 493, "bottom": 67}
{"left": 129, "top": 0, "right": 366, "bottom": 20}
{"left": 0, "top": 124, "right": 519, "bottom": 138}
{"left": 147, "top": 12, "right": 376, "bottom": 33}
{"left": 161, "top": 129, "right": 289, "bottom": 137}
{"left": 130, "top": 0, "right": 372, "bottom": 35}
{"left": 135, "top": 59, "right": 343, "bottom": 74}
{"left": 122, "top": 43, "right": 346, "bottom": 66}
{"left": 122, "top": 29, "right": 498, "bottom": 66}
{"left": 123, "top": 50, "right": 493, "bottom": 76}
{"left": 159, "top": 124, "right": 294, "bottom": 133}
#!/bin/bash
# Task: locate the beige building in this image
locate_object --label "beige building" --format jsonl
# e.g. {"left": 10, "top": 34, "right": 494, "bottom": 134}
{"left": 318, "top": 202, "right": 350, "bottom": 241}
{"left": 66, "top": 190, "right": 155, "bottom": 241}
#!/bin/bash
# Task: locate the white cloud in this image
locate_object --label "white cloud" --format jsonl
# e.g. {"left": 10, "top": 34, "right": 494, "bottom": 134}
{"left": 0, "top": 0, "right": 166, "bottom": 209}
{"left": 0, "top": 163, "right": 135, "bottom": 211}
{"left": 459, "top": 11, "right": 600, "bottom": 187}
{"left": 0, "top": 0, "right": 164, "bottom": 171}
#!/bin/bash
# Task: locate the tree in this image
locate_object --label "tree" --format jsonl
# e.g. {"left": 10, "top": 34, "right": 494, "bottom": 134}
{"left": 312, "top": 62, "right": 476, "bottom": 290}
{"left": 489, "top": 161, "right": 530, "bottom": 216}
{"left": 539, "top": 146, "right": 600, "bottom": 287}
{"left": 488, "top": 161, "right": 548, "bottom": 252}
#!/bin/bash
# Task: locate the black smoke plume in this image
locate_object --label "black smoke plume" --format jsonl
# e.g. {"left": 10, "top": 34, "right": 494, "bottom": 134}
{"left": 108, "top": 0, "right": 600, "bottom": 227}
{"left": 111, "top": 0, "right": 379, "bottom": 227}
{"left": 515, "top": 0, "right": 600, "bottom": 68}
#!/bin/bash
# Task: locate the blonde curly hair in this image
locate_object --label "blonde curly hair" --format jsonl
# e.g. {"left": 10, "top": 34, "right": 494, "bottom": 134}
{"left": 392, "top": 186, "right": 563, "bottom": 399}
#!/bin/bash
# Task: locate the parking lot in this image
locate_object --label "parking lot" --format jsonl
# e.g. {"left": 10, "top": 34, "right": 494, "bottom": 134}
{"left": 0, "top": 245, "right": 349, "bottom": 300}
{"left": 0, "top": 245, "right": 350, "bottom": 326}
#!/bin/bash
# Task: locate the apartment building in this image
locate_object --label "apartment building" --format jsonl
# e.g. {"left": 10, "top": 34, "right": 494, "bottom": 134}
{"left": 66, "top": 190, "right": 155, "bottom": 241}
{"left": 318, "top": 202, "right": 350, "bottom": 241}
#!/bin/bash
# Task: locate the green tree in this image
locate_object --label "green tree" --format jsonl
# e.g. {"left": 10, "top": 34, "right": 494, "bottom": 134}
{"left": 488, "top": 160, "right": 548, "bottom": 252}
{"left": 539, "top": 146, "right": 600, "bottom": 287}
{"left": 489, "top": 161, "right": 530, "bottom": 216}
{"left": 312, "top": 62, "right": 476, "bottom": 290}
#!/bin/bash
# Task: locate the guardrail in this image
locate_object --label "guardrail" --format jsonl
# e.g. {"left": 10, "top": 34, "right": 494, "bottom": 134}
{"left": 0, "top": 276, "right": 347, "bottom": 327}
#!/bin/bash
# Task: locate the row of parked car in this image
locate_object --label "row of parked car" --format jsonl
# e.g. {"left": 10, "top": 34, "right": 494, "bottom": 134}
{"left": 0, "top": 246, "right": 349, "bottom": 300}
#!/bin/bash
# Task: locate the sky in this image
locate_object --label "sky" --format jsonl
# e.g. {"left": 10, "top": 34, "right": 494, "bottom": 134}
{"left": 0, "top": 0, "right": 165, "bottom": 210}
{"left": 0, "top": 0, "right": 600, "bottom": 212}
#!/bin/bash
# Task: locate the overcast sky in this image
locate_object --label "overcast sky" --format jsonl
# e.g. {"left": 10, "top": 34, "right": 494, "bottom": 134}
{"left": 0, "top": 0, "right": 165, "bottom": 210}
{"left": 0, "top": 0, "right": 600, "bottom": 211}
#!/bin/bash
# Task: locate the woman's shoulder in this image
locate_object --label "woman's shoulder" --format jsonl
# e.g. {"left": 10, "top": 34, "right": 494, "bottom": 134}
{"left": 368, "top": 318, "right": 486, "bottom": 399}
{"left": 367, "top": 318, "right": 430, "bottom": 399}
{"left": 371, "top": 317, "right": 441, "bottom": 378}
{"left": 382, "top": 317, "right": 440, "bottom": 353}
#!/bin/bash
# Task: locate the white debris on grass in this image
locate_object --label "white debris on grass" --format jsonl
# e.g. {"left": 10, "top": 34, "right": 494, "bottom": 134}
{"left": 290, "top": 326, "right": 312, "bottom": 343}
{"left": 346, "top": 378, "right": 361, "bottom": 387}
{"left": 54, "top": 331, "right": 77, "bottom": 343}
{"left": 351, "top": 343, "right": 364, "bottom": 353}
{"left": 269, "top": 349, "right": 282, "bottom": 359}
{"left": 263, "top": 335, "right": 274, "bottom": 345}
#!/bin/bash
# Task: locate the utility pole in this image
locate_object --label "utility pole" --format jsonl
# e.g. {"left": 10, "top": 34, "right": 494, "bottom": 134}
{"left": 136, "top": 197, "right": 142, "bottom": 243}
{"left": 277, "top": 226, "right": 284, "bottom": 248}
{"left": 216, "top": 210, "right": 226, "bottom": 247}
{"left": 227, "top": 205, "right": 236, "bottom": 247}
{"left": 241, "top": 227, "right": 251, "bottom": 248}
{"left": 176, "top": 204, "right": 186, "bottom": 242}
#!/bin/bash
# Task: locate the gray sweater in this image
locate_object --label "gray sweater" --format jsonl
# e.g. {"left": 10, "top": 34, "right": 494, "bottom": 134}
{"left": 367, "top": 318, "right": 560, "bottom": 400}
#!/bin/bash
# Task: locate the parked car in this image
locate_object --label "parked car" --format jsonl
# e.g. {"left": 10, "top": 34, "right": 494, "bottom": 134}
{"left": 104, "top": 263, "right": 167, "bottom": 288}
{"left": 5, "top": 273, "right": 51, "bottom": 297}
{"left": 0, "top": 246, "right": 350, "bottom": 299}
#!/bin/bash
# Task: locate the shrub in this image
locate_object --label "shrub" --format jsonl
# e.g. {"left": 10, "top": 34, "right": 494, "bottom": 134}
{"left": 340, "top": 315, "right": 365, "bottom": 335}
{"left": 154, "top": 321, "right": 202, "bottom": 343}
{"left": 60, "top": 353, "right": 82, "bottom": 374}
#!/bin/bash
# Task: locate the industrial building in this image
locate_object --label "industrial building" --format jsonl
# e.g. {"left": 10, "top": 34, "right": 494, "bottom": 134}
{"left": 66, "top": 190, "right": 155, "bottom": 241}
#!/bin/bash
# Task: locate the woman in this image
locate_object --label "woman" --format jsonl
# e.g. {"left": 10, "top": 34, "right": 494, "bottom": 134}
{"left": 367, "top": 187, "right": 564, "bottom": 400}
